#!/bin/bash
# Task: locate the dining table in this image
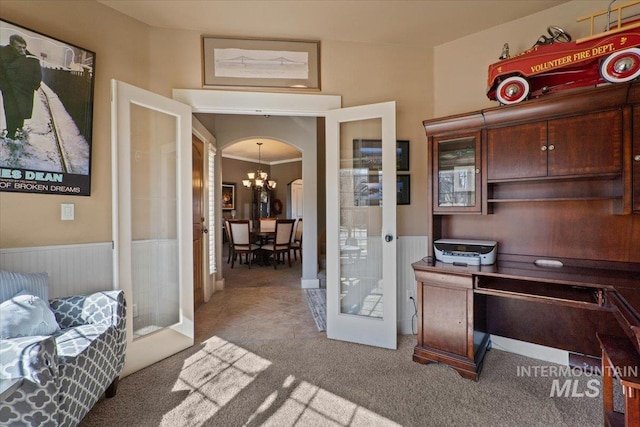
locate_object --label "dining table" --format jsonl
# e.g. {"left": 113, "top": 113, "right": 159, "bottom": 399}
{"left": 251, "top": 230, "right": 276, "bottom": 265}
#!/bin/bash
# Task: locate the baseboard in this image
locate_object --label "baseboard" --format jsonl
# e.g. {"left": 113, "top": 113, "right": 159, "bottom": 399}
{"left": 301, "top": 278, "right": 319, "bottom": 289}
{"left": 490, "top": 335, "right": 569, "bottom": 366}
{"left": 398, "top": 318, "right": 416, "bottom": 335}
{"left": 216, "top": 278, "right": 225, "bottom": 291}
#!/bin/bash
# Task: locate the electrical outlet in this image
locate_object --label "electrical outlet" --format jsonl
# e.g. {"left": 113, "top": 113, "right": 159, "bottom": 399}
{"left": 132, "top": 304, "right": 139, "bottom": 318}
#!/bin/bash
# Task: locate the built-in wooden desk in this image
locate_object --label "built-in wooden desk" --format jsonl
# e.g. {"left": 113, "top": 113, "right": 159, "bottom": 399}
{"left": 412, "top": 257, "right": 640, "bottom": 382}
{"left": 418, "top": 82, "right": 640, "bottom": 426}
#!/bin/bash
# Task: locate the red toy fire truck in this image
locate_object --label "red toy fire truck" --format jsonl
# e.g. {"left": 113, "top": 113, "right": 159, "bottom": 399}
{"left": 487, "top": 0, "right": 640, "bottom": 104}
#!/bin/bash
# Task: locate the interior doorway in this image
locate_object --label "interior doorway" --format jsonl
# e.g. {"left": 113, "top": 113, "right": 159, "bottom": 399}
{"left": 219, "top": 137, "right": 303, "bottom": 288}
{"left": 193, "top": 111, "right": 322, "bottom": 289}
{"left": 289, "top": 179, "right": 303, "bottom": 220}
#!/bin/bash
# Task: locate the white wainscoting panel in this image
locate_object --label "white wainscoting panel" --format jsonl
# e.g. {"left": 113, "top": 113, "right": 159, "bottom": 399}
{"left": 397, "top": 236, "right": 429, "bottom": 335}
{"left": 131, "top": 239, "right": 179, "bottom": 336}
{"left": 0, "top": 242, "right": 113, "bottom": 298}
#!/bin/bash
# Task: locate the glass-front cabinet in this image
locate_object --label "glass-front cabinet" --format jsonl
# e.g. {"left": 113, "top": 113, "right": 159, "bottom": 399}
{"left": 432, "top": 131, "right": 481, "bottom": 214}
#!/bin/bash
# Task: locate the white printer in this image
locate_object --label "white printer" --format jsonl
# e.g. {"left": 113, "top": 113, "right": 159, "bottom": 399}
{"left": 434, "top": 239, "right": 498, "bottom": 266}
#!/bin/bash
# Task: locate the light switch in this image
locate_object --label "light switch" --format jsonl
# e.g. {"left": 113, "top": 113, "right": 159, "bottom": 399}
{"left": 61, "top": 203, "right": 74, "bottom": 221}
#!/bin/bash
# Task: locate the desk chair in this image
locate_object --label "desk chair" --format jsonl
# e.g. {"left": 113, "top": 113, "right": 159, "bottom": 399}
{"left": 261, "top": 219, "right": 295, "bottom": 269}
{"left": 228, "top": 219, "right": 260, "bottom": 269}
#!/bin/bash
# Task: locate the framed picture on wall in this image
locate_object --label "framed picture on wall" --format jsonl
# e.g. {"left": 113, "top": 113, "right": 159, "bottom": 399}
{"left": 222, "top": 183, "right": 235, "bottom": 210}
{"left": 397, "top": 174, "right": 410, "bottom": 205}
{"left": 202, "top": 36, "right": 320, "bottom": 90}
{"left": 352, "top": 139, "right": 410, "bottom": 171}
{"left": 396, "top": 140, "right": 410, "bottom": 171}
{"left": 0, "top": 19, "right": 96, "bottom": 196}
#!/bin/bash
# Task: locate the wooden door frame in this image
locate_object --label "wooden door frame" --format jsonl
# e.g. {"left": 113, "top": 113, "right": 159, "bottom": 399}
{"left": 192, "top": 135, "right": 205, "bottom": 310}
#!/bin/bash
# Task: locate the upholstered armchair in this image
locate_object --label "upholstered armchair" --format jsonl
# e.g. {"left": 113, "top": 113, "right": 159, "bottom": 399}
{"left": 0, "top": 270, "right": 126, "bottom": 427}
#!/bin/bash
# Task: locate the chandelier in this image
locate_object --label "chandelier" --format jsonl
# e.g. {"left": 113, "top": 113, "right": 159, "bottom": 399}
{"left": 242, "top": 142, "right": 277, "bottom": 189}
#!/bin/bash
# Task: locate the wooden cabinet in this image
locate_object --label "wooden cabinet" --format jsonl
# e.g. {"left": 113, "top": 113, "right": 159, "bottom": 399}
{"left": 487, "top": 110, "right": 622, "bottom": 181}
{"left": 487, "top": 121, "right": 547, "bottom": 180}
{"left": 413, "top": 267, "right": 490, "bottom": 380}
{"left": 418, "top": 83, "right": 640, "bottom": 390}
{"left": 432, "top": 132, "right": 481, "bottom": 214}
{"left": 633, "top": 107, "right": 640, "bottom": 213}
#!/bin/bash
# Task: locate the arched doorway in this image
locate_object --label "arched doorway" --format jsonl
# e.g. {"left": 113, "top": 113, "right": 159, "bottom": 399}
{"left": 194, "top": 112, "right": 321, "bottom": 289}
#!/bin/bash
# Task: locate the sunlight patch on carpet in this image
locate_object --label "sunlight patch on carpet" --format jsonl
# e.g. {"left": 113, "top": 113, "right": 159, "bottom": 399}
{"left": 160, "top": 336, "right": 271, "bottom": 427}
{"left": 247, "top": 377, "right": 401, "bottom": 426}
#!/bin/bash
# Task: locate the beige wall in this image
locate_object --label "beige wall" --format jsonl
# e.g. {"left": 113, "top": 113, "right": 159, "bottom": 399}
{"left": 220, "top": 157, "right": 262, "bottom": 220}
{"left": 433, "top": 0, "right": 613, "bottom": 116}
{"left": 0, "top": 0, "right": 444, "bottom": 249}
{"left": 220, "top": 157, "right": 305, "bottom": 220}
{"left": 0, "top": 1, "right": 149, "bottom": 248}
{"left": 148, "top": 29, "right": 434, "bottom": 237}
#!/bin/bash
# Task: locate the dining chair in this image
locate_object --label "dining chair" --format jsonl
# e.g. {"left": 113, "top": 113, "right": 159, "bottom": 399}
{"left": 259, "top": 217, "right": 277, "bottom": 244}
{"left": 223, "top": 219, "right": 233, "bottom": 264}
{"left": 261, "top": 219, "right": 295, "bottom": 269}
{"left": 228, "top": 219, "right": 260, "bottom": 269}
{"left": 259, "top": 217, "right": 277, "bottom": 232}
{"left": 290, "top": 218, "right": 302, "bottom": 261}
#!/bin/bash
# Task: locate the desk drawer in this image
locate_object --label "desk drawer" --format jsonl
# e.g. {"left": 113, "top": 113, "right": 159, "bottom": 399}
{"left": 415, "top": 270, "right": 472, "bottom": 289}
{"left": 475, "top": 276, "right": 605, "bottom": 309}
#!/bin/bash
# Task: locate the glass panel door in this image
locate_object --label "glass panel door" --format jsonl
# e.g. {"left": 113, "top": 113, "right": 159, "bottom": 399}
{"left": 112, "top": 80, "right": 193, "bottom": 376}
{"left": 326, "top": 102, "right": 397, "bottom": 349}
{"left": 433, "top": 132, "right": 481, "bottom": 213}
{"left": 129, "top": 103, "right": 180, "bottom": 338}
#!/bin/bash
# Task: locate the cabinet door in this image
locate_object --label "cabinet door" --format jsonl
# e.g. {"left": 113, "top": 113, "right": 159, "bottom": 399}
{"left": 487, "top": 122, "right": 547, "bottom": 181}
{"left": 633, "top": 107, "right": 640, "bottom": 213}
{"left": 433, "top": 132, "right": 481, "bottom": 213}
{"left": 547, "top": 110, "right": 622, "bottom": 177}
{"left": 422, "top": 284, "right": 469, "bottom": 356}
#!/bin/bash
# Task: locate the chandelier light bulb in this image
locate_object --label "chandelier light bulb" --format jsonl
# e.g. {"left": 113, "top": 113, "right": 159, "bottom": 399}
{"left": 244, "top": 141, "right": 276, "bottom": 189}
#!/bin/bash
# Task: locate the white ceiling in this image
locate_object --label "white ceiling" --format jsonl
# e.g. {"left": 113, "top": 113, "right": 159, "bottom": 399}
{"left": 221, "top": 138, "right": 302, "bottom": 165}
{"left": 98, "top": 0, "right": 569, "bottom": 48}
{"left": 100, "top": 0, "right": 569, "bottom": 162}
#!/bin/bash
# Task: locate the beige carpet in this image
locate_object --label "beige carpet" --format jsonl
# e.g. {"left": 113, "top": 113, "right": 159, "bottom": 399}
{"left": 80, "top": 254, "right": 604, "bottom": 426}
{"left": 81, "top": 333, "right": 603, "bottom": 427}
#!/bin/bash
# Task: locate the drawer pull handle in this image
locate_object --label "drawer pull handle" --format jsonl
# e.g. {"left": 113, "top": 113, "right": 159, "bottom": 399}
{"left": 534, "top": 259, "right": 563, "bottom": 268}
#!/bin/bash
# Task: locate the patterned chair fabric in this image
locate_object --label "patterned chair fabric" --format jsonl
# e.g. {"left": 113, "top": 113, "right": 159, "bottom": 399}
{"left": 0, "top": 290, "right": 126, "bottom": 427}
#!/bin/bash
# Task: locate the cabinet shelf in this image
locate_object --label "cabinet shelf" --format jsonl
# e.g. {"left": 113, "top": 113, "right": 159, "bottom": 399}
{"left": 488, "top": 196, "right": 621, "bottom": 203}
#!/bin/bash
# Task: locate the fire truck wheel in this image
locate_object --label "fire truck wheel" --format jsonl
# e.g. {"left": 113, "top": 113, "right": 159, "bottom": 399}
{"left": 601, "top": 48, "right": 640, "bottom": 83}
{"left": 496, "top": 76, "right": 530, "bottom": 104}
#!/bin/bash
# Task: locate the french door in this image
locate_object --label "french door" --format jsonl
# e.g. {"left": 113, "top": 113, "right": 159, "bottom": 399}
{"left": 325, "top": 102, "right": 397, "bottom": 349}
{"left": 111, "top": 80, "right": 194, "bottom": 376}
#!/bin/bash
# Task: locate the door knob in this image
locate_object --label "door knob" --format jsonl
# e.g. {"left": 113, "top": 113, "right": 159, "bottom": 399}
{"left": 385, "top": 235, "right": 393, "bottom": 242}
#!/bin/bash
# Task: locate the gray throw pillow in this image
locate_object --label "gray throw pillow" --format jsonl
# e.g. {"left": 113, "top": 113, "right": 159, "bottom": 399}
{"left": 0, "top": 290, "right": 60, "bottom": 339}
{"left": 0, "top": 270, "right": 50, "bottom": 304}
